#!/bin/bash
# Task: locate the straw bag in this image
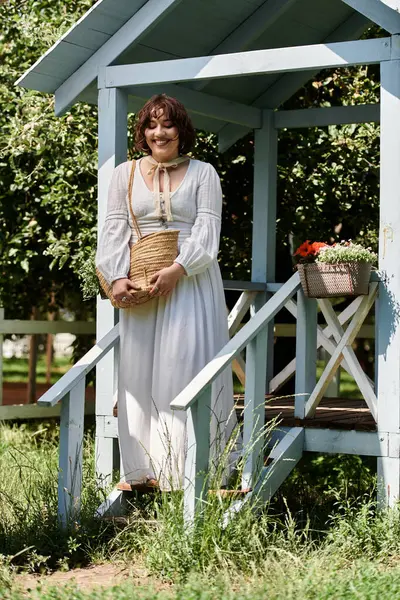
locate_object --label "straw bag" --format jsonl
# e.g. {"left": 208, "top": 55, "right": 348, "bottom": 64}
{"left": 96, "top": 161, "right": 179, "bottom": 308}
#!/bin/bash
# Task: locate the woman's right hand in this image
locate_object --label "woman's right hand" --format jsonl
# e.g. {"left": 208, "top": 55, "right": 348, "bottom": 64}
{"left": 112, "top": 278, "right": 141, "bottom": 305}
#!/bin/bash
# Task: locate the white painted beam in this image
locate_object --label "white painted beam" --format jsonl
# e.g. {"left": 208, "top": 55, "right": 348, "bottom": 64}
{"left": 54, "top": 0, "right": 183, "bottom": 115}
{"left": 304, "top": 284, "right": 378, "bottom": 418}
{"left": 377, "top": 58, "right": 400, "bottom": 507}
{"left": 193, "top": 0, "right": 297, "bottom": 92}
{"left": 274, "top": 103, "right": 380, "bottom": 129}
{"left": 242, "top": 112, "right": 277, "bottom": 489}
{"left": 104, "top": 38, "right": 390, "bottom": 88}
{"left": 304, "top": 429, "right": 388, "bottom": 456}
{"left": 318, "top": 298, "right": 378, "bottom": 421}
{"left": 126, "top": 83, "right": 262, "bottom": 128}
{"left": 294, "top": 292, "right": 317, "bottom": 419}
{"left": 341, "top": 0, "right": 400, "bottom": 33}
{"left": 58, "top": 378, "right": 85, "bottom": 526}
{"left": 96, "top": 87, "right": 127, "bottom": 489}
{"left": 255, "top": 427, "right": 304, "bottom": 502}
{"left": 218, "top": 12, "right": 369, "bottom": 152}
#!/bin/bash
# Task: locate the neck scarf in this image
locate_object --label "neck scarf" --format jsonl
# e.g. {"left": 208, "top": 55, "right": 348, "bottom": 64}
{"left": 145, "top": 155, "right": 190, "bottom": 222}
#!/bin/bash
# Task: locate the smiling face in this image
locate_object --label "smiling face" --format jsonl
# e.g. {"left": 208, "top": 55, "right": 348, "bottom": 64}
{"left": 144, "top": 108, "right": 180, "bottom": 162}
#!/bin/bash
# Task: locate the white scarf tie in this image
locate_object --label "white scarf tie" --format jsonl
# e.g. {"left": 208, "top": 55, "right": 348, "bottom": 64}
{"left": 145, "top": 155, "right": 190, "bottom": 222}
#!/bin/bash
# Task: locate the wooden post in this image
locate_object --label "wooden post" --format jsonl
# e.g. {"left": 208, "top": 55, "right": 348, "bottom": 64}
{"left": 184, "top": 386, "right": 211, "bottom": 523}
{"left": 27, "top": 306, "right": 39, "bottom": 404}
{"left": 0, "top": 307, "right": 3, "bottom": 406}
{"left": 58, "top": 377, "right": 86, "bottom": 526}
{"left": 377, "top": 57, "right": 400, "bottom": 507}
{"left": 295, "top": 291, "right": 317, "bottom": 419}
{"left": 96, "top": 86, "right": 128, "bottom": 488}
{"left": 242, "top": 110, "right": 277, "bottom": 489}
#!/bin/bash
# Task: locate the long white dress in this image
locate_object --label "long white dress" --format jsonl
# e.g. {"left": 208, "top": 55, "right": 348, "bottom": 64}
{"left": 96, "top": 157, "right": 236, "bottom": 488}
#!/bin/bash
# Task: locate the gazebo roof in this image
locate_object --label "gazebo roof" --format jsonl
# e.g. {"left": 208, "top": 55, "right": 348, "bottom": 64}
{"left": 16, "top": 0, "right": 376, "bottom": 149}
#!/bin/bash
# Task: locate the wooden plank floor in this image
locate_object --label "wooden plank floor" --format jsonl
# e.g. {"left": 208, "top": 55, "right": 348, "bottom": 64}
{"left": 2, "top": 384, "right": 376, "bottom": 431}
{"left": 235, "top": 395, "right": 376, "bottom": 431}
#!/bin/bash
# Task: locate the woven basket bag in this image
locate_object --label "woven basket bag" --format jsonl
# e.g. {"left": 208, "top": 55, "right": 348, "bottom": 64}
{"left": 96, "top": 161, "right": 179, "bottom": 308}
{"left": 297, "top": 261, "right": 371, "bottom": 298}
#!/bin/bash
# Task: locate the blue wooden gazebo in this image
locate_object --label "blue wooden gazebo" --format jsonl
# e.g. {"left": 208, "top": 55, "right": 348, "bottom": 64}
{"left": 16, "top": 0, "right": 400, "bottom": 523}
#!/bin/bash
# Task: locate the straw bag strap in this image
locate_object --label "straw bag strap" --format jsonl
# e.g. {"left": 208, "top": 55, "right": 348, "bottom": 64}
{"left": 127, "top": 160, "right": 142, "bottom": 240}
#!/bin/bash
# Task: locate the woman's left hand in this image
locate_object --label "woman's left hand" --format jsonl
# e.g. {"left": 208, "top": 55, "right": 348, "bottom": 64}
{"left": 150, "top": 263, "right": 186, "bottom": 297}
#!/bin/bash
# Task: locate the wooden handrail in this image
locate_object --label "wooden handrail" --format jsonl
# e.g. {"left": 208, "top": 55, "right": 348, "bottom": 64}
{"left": 170, "top": 272, "right": 301, "bottom": 412}
{"left": 37, "top": 324, "right": 119, "bottom": 408}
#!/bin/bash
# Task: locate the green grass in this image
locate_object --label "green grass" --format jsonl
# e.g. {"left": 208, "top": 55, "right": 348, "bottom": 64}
{"left": 3, "top": 355, "right": 71, "bottom": 384}
{"left": 0, "top": 420, "right": 394, "bottom": 599}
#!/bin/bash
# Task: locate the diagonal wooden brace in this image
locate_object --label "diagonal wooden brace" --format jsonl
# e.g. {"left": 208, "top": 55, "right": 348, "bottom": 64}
{"left": 318, "top": 298, "right": 377, "bottom": 421}
{"left": 304, "top": 283, "right": 378, "bottom": 418}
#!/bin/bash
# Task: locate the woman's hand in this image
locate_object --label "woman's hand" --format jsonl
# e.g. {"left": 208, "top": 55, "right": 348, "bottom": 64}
{"left": 149, "top": 263, "right": 186, "bottom": 297}
{"left": 112, "top": 278, "right": 141, "bottom": 305}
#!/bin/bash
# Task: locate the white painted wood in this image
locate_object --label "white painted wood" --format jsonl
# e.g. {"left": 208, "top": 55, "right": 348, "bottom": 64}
{"left": 232, "top": 355, "right": 246, "bottom": 387}
{"left": 96, "top": 415, "right": 119, "bottom": 438}
{"left": 96, "top": 86, "right": 127, "bottom": 488}
{"left": 228, "top": 291, "right": 257, "bottom": 335}
{"left": 105, "top": 38, "right": 390, "bottom": 88}
{"left": 242, "top": 330, "right": 268, "bottom": 489}
{"left": 223, "top": 281, "right": 266, "bottom": 291}
{"left": 218, "top": 12, "right": 370, "bottom": 153}
{"left": 58, "top": 377, "right": 86, "bottom": 526}
{"left": 323, "top": 349, "right": 341, "bottom": 398}
{"left": 341, "top": 0, "right": 400, "bottom": 33}
{"left": 37, "top": 324, "right": 119, "bottom": 408}
{"left": 304, "top": 429, "right": 388, "bottom": 457}
{"left": 0, "top": 320, "right": 96, "bottom": 335}
{"left": 377, "top": 58, "right": 400, "bottom": 507}
{"left": 274, "top": 103, "right": 380, "bottom": 129}
{"left": 95, "top": 489, "right": 126, "bottom": 518}
{"left": 255, "top": 427, "right": 304, "bottom": 502}
{"left": 279, "top": 296, "right": 372, "bottom": 391}
{"left": 241, "top": 112, "right": 277, "bottom": 489}
{"left": 304, "top": 284, "right": 378, "bottom": 418}
{"left": 184, "top": 386, "right": 211, "bottom": 523}
{"left": 127, "top": 84, "right": 262, "bottom": 128}
{"left": 170, "top": 272, "right": 301, "bottom": 411}
{"left": 0, "top": 401, "right": 95, "bottom": 421}
{"left": 193, "top": 0, "right": 297, "bottom": 92}
{"left": 0, "top": 307, "right": 3, "bottom": 405}
{"left": 378, "top": 458, "right": 400, "bottom": 507}
{"left": 318, "top": 298, "right": 377, "bottom": 421}
{"left": 54, "top": 0, "right": 183, "bottom": 115}
{"left": 294, "top": 292, "right": 317, "bottom": 419}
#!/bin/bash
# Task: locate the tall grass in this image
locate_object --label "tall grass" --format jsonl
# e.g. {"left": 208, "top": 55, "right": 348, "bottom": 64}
{"left": 1, "top": 420, "right": 400, "bottom": 597}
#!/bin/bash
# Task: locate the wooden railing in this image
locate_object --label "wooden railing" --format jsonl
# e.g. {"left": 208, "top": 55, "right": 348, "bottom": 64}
{"left": 170, "top": 272, "right": 302, "bottom": 520}
{"left": 37, "top": 325, "right": 119, "bottom": 526}
{"left": 24, "top": 274, "right": 379, "bottom": 524}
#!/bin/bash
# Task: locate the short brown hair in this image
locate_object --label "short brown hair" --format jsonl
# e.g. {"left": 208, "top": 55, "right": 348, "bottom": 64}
{"left": 134, "top": 94, "right": 196, "bottom": 155}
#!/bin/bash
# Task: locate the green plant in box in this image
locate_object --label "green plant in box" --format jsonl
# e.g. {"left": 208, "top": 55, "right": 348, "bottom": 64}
{"left": 294, "top": 241, "right": 377, "bottom": 298}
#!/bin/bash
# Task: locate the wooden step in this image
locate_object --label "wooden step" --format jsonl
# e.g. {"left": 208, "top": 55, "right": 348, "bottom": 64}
{"left": 116, "top": 480, "right": 159, "bottom": 492}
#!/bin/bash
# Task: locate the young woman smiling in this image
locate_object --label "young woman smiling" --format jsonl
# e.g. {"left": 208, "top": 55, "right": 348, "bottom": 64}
{"left": 96, "top": 94, "right": 237, "bottom": 490}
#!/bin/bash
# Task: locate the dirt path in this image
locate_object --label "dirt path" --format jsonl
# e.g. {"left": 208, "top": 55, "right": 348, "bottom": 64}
{"left": 15, "top": 562, "right": 171, "bottom": 595}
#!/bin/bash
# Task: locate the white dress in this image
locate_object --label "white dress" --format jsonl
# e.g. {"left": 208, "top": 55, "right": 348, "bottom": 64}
{"left": 96, "top": 157, "right": 236, "bottom": 488}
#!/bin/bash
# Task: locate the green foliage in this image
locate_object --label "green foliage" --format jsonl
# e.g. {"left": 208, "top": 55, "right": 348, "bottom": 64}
{"left": 0, "top": 0, "right": 382, "bottom": 313}
{"left": 0, "top": 0, "right": 98, "bottom": 318}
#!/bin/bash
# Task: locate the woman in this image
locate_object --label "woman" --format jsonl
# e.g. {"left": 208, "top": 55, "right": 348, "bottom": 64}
{"left": 96, "top": 94, "right": 236, "bottom": 489}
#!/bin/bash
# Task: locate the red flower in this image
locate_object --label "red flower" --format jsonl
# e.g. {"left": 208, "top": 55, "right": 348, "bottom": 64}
{"left": 294, "top": 240, "right": 313, "bottom": 257}
{"left": 294, "top": 240, "right": 328, "bottom": 258}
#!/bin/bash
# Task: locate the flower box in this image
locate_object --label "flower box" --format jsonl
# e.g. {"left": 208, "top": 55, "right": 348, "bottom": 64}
{"left": 297, "top": 261, "right": 372, "bottom": 298}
